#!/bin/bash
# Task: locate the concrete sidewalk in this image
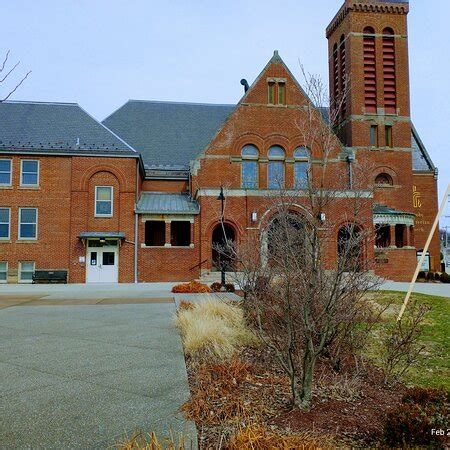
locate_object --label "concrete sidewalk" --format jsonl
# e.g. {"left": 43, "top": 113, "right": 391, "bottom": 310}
{"left": 0, "top": 301, "right": 197, "bottom": 449}
{"left": 378, "top": 281, "right": 450, "bottom": 298}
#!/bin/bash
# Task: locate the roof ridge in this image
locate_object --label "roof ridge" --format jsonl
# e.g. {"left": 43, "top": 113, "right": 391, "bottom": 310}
{"left": 127, "top": 99, "right": 235, "bottom": 107}
{"left": 1, "top": 100, "right": 78, "bottom": 106}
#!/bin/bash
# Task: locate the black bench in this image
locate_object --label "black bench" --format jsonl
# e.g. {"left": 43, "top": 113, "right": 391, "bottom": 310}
{"left": 32, "top": 270, "right": 68, "bottom": 284}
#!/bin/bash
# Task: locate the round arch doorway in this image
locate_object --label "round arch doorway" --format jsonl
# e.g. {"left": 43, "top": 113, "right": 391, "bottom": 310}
{"left": 211, "top": 223, "right": 236, "bottom": 271}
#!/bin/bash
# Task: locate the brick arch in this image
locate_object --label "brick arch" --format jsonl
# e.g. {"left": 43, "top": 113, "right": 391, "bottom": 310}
{"left": 263, "top": 134, "right": 290, "bottom": 156}
{"left": 257, "top": 202, "right": 313, "bottom": 232}
{"left": 205, "top": 219, "right": 243, "bottom": 268}
{"left": 372, "top": 166, "right": 398, "bottom": 185}
{"left": 335, "top": 220, "right": 369, "bottom": 267}
{"left": 232, "top": 133, "right": 265, "bottom": 156}
{"left": 80, "top": 164, "right": 128, "bottom": 191}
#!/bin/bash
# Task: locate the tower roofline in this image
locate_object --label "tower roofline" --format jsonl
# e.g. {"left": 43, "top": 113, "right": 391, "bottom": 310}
{"left": 326, "top": 0, "right": 409, "bottom": 38}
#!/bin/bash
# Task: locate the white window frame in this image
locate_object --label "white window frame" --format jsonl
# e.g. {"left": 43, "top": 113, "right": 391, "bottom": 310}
{"left": 0, "top": 207, "right": 10, "bottom": 240}
{"left": 18, "top": 207, "right": 38, "bottom": 240}
{"left": 0, "top": 261, "right": 7, "bottom": 283}
{"left": 95, "top": 186, "right": 113, "bottom": 217}
{"left": 19, "top": 261, "right": 35, "bottom": 283}
{"left": 0, "top": 159, "right": 12, "bottom": 187}
{"left": 20, "top": 159, "right": 40, "bottom": 187}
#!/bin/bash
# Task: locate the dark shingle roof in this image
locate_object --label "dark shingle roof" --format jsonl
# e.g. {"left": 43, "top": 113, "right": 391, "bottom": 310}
{"left": 136, "top": 192, "right": 199, "bottom": 214}
{"left": 0, "top": 101, "right": 136, "bottom": 155}
{"left": 103, "top": 100, "right": 234, "bottom": 170}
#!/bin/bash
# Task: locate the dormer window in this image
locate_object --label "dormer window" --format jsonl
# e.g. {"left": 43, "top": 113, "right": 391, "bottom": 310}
{"left": 267, "top": 78, "right": 286, "bottom": 105}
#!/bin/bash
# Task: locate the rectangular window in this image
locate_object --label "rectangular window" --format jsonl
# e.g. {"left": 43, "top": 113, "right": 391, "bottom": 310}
{"left": 0, "top": 262, "right": 7, "bottom": 283}
{"left": 95, "top": 186, "right": 113, "bottom": 217}
{"left": 268, "top": 82, "right": 275, "bottom": 104}
{"left": 20, "top": 160, "right": 39, "bottom": 186}
{"left": 170, "top": 221, "right": 191, "bottom": 247}
{"left": 19, "top": 261, "right": 35, "bottom": 283}
{"left": 144, "top": 220, "right": 165, "bottom": 246}
{"left": 385, "top": 125, "right": 393, "bottom": 147}
{"left": 268, "top": 161, "right": 285, "bottom": 189}
{"left": 294, "top": 162, "right": 309, "bottom": 189}
{"left": 242, "top": 161, "right": 258, "bottom": 189}
{"left": 0, "top": 208, "right": 10, "bottom": 239}
{"left": 0, "top": 159, "right": 12, "bottom": 186}
{"left": 278, "top": 82, "right": 285, "bottom": 105}
{"left": 370, "top": 125, "right": 378, "bottom": 147}
{"left": 19, "top": 207, "right": 37, "bottom": 240}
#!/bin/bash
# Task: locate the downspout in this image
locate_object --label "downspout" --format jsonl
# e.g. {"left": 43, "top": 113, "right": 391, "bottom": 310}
{"left": 347, "top": 154, "right": 355, "bottom": 189}
{"left": 134, "top": 159, "right": 139, "bottom": 283}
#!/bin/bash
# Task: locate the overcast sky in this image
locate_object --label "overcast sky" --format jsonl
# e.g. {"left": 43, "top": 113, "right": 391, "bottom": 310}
{"left": 2, "top": 0, "right": 449, "bottom": 219}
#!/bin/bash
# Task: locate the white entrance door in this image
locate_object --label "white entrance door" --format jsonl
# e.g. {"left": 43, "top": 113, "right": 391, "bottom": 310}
{"left": 86, "top": 242, "right": 119, "bottom": 283}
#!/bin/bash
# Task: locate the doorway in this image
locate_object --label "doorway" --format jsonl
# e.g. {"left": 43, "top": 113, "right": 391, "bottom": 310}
{"left": 211, "top": 223, "right": 236, "bottom": 271}
{"left": 86, "top": 240, "right": 119, "bottom": 283}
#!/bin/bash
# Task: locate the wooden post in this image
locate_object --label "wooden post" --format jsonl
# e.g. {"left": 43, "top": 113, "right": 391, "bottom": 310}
{"left": 397, "top": 183, "right": 450, "bottom": 322}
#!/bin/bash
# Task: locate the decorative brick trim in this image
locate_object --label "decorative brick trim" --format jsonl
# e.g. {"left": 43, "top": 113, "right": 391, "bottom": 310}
{"left": 80, "top": 164, "right": 128, "bottom": 191}
{"left": 326, "top": 2, "right": 409, "bottom": 38}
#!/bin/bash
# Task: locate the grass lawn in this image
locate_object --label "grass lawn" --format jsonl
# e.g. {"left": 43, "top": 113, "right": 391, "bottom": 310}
{"left": 366, "top": 290, "right": 449, "bottom": 390}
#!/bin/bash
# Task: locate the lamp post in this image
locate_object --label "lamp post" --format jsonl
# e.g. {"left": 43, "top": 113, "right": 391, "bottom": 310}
{"left": 217, "top": 186, "right": 226, "bottom": 288}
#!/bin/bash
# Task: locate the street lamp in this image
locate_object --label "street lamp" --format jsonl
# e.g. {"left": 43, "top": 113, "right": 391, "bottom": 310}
{"left": 217, "top": 186, "right": 226, "bottom": 288}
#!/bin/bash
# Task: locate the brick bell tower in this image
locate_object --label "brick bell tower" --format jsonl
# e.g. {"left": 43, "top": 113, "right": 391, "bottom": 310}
{"left": 326, "top": 1, "right": 424, "bottom": 280}
{"left": 326, "top": 0, "right": 414, "bottom": 204}
{"left": 326, "top": 0, "right": 410, "bottom": 151}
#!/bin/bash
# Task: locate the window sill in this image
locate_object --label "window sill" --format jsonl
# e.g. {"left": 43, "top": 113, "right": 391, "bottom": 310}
{"left": 17, "top": 240, "right": 38, "bottom": 243}
{"left": 19, "top": 186, "right": 40, "bottom": 190}
{"left": 0, "top": 185, "right": 13, "bottom": 189}
{"left": 94, "top": 215, "right": 113, "bottom": 219}
{"left": 0, "top": 240, "right": 11, "bottom": 243}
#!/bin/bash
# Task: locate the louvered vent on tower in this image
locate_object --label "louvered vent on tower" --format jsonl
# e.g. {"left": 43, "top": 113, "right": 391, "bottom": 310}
{"left": 363, "top": 27, "right": 377, "bottom": 113}
{"left": 333, "top": 43, "right": 339, "bottom": 118}
{"left": 339, "top": 35, "right": 347, "bottom": 117}
{"left": 383, "top": 27, "right": 397, "bottom": 114}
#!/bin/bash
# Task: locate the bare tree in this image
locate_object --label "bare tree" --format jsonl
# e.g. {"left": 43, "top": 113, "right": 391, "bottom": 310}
{"left": 0, "top": 50, "right": 31, "bottom": 102}
{"left": 214, "top": 69, "right": 382, "bottom": 409}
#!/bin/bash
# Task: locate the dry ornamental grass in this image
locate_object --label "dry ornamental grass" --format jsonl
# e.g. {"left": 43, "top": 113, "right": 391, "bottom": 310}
{"left": 174, "top": 299, "right": 255, "bottom": 360}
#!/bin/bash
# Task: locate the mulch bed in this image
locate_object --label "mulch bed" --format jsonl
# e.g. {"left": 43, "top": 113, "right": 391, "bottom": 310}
{"left": 183, "top": 345, "right": 405, "bottom": 448}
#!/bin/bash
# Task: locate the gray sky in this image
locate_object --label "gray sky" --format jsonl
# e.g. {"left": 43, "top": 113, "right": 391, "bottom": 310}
{"left": 2, "top": 0, "right": 449, "bottom": 219}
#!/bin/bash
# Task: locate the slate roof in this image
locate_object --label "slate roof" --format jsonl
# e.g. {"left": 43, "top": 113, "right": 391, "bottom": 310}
{"left": 411, "top": 124, "right": 435, "bottom": 172}
{"left": 136, "top": 192, "right": 200, "bottom": 214}
{"left": 103, "top": 100, "right": 234, "bottom": 170}
{"left": 103, "top": 99, "right": 433, "bottom": 175}
{"left": 0, "top": 101, "right": 136, "bottom": 155}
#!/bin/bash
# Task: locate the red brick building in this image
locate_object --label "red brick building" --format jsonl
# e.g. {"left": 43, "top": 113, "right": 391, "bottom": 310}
{"left": 0, "top": 0, "right": 440, "bottom": 284}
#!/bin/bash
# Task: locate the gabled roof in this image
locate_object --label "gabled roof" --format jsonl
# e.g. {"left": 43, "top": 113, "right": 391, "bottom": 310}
{"left": 136, "top": 192, "right": 199, "bottom": 215}
{"left": 103, "top": 100, "right": 234, "bottom": 170}
{"left": 0, "top": 100, "right": 136, "bottom": 155}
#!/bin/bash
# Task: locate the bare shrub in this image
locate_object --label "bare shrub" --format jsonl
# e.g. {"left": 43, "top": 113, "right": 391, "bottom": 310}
{"left": 380, "top": 301, "right": 429, "bottom": 385}
{"left": 174, "top": 299, "right": 254, "bottom": 360}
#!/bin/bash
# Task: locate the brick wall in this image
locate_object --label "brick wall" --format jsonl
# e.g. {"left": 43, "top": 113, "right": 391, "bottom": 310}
{"left": 0, "top": 154, "right": 138, "bottom": 283}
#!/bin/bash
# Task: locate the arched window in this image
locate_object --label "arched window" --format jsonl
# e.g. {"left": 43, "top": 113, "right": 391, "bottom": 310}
{"left": 241, "top": 144, "right": 259, "bottom": 189}
{"left": 382, "top": 27, "right": 397, "bottom": 114}
{"left": 363, "top": 26, "right": 377, "bottom": 113}
{"left": 268, "top": 145, "right": 285, "bottom": 189}
{"left": 339, "top": 34, "right": 347, "bottom": 117}
{"left": 375, "top": 172, "right": 393, "bottom": 186}
{"left": 337, "top": 223, "right": 363, "bottom": 272}
{"left": 267, "top": 213, "right": 306, "bottom": 263}
{"left": 294, "top": 146, "right": 310, "bottom": 189}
